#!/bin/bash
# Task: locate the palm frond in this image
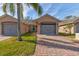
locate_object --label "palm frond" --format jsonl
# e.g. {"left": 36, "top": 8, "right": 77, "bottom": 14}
{"left": 37, "top": 5, "right": 42, "bottom": 15}
{"left": 9, "top": 3, "right": 15, "bottom": 16}
{"left": 2, "top": 3, "right": 7, "bottom": 14}
{"left": 30, "top": 3, "right": 42, "bottom": 15}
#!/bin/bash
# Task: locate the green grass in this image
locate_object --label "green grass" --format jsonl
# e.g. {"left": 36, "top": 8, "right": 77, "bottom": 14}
{"left": 0, "top": 33, "right": 37, "bottom": 56}
{"left": 59, "top": 32, "right": 75, "bottom": 40}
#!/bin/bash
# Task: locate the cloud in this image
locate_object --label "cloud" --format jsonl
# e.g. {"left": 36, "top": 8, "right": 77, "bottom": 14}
{"left": 47, "top": 4, "right": 63, "bottom": 16}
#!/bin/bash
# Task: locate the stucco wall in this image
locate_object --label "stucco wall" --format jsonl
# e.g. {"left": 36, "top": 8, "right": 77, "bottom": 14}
{"left": 20, "top": 23, "right": 29, "bottom": 34}
{"left": 59, "top": 25, "right": 75, "bottom": 34}
{"left": 36, "top": 23, "right": 40, "bottom": 34}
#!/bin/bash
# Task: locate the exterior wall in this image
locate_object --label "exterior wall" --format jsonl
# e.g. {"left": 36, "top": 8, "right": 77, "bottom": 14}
{"left": 59, "top": 24, "right": 75, "bottom": 34}
{"left": 20, "top": 23, "right": 29, "bottom": 34}
{"left": 28, "top": 25, "right": 35, "bottom": 32}
{"left": 0, "top": 16, "right": 29, "bottom": 35}
{"left": 56, "top": 23, "right": 58, "bottom": 35}
{"left": 36, "top": 23, "right": 40, "bottom": 34}
{"left": 29, "top": 25, "right": 37, "bottom": 32}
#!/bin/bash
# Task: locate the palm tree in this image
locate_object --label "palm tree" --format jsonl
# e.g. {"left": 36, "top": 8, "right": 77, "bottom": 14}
{"left": 2, "top": 3, "right": 42, "bottom": 41}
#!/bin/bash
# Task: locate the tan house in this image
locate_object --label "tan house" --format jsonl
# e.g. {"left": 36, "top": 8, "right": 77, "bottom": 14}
{"left": 33, "top": 14, "right": 60, "bottom": 35}
{"left": 0, "top": 14, "right": 29, "bottom": 35}
{"left": 59, "top": 17, "right": 79, "bottom": 34}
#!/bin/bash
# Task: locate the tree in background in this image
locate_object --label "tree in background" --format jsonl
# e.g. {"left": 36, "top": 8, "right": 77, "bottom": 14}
{"left": 64, "top": 15, "right": 77, "bottom": 19}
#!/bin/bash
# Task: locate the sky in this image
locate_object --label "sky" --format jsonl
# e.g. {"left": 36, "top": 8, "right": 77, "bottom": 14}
{"left": 1, "top": 3, "right": 79, "bottom": 20}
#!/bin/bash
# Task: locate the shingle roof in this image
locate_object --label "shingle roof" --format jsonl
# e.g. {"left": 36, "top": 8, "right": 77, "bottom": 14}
{"left": 33, "top": 14, "right": 61, "bottom": 22}
{"left": 0, "top": 14, "right": 29, "bottom": 24}
{"left": 59, "top": 17, "right": 79, "bottom": 26}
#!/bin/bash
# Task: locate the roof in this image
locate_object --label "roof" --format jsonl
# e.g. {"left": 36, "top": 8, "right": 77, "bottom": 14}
{"left": 33, "top": 14, "right": 60, "bottom": 23}
{"left": 59, "top": 17, "right": 79, "bottom": 26}
{"left": 0, "top": 14, "right": 29, "bottom": 24}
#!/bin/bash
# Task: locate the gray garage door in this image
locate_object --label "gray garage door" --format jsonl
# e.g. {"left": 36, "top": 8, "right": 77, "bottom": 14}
{"left": 40, "top": 24, "right": 56, "bottom": 35}
{"left": 2, "top": 23, "right": 17, "bottom": 35}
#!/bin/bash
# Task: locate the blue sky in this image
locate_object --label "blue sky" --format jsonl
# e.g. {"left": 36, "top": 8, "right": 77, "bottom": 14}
{"left": 1, "top": 3, "right": 79, "bottom": 20}
{"left": 39, "top": 3, "right": 79, "bottom": 20}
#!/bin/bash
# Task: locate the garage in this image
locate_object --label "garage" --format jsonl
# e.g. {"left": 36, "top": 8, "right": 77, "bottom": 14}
{"left": 40, "top": 24, "right": 56, "bottom": 35}
{"left": 2, "top": 22, "right": 17, "bottom": 35}
{"left": 33, "top": 14, "right": 60, "bottom": 35}
{"left": 0, "top": 14, "right": 29, "bottom": 36}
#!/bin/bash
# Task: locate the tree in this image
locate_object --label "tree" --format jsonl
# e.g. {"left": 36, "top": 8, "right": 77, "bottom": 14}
{"left": 2, "top": 3, "right": 42, "bottom": 41}
{"left": 65, "top": 15, "right": 73, "bottom": 19}
{"left": 65, "top": 15, "right": 77, "bottom": 19}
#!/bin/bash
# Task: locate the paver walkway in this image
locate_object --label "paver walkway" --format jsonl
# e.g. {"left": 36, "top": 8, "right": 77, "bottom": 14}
{"left": 0, "top": 35, "right": 11, "bottom": 41}
{"left": 34, "top": 34, "right": 79, "bottom": 56}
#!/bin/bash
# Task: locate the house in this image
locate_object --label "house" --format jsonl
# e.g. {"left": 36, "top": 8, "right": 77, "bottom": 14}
{"left": 27, "top": 20, "right": 36, "bottom": 32}
{"left": 0, "top": 14, "right": 60, "bottom": 36}
{"left": 33, "top": 14, "right": 60, "bottom": 35}
{"left": 0, "top": 14, "right": 29, "bottom": 35}
{"left": 59, "top": 17, "right": 79, "bottom": 34}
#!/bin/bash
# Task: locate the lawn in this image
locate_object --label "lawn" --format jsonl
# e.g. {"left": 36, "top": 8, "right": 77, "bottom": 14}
{"left": 0, "top": 33, "right": 37, "bottom": 56}
{"left": 59, "top": 33, "right": 75, "bottom": 40}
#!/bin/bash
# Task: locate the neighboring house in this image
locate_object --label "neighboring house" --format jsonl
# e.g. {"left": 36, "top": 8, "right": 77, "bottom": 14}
{"left": 33, "top": 14, "right": 60, "bottom": 35}
{"left": 59, "top": 17, "right": 79, "bottom": 34}
{"left": 0, "top": 14, "right": 29, "bottom": 35}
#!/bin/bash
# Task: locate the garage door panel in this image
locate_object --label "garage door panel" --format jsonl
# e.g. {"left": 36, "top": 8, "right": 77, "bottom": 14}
{"left": 2, "top": 23, "right": 17, "bottom": 35}
{"left": 40, "top": 25, "right": 56, "bottom": 35}
{"left": 76, "top": 23, "right": 79, "bottom": 33}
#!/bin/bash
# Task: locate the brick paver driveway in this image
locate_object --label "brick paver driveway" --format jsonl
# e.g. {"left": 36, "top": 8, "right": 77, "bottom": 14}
{"left": 34, "top": 34, "right": 79, "bottom": 56}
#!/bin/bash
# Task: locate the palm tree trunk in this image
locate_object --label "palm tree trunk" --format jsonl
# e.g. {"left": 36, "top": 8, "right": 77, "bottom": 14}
{"left": 17, "top": 3, "right": 22, "bottom": 41}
